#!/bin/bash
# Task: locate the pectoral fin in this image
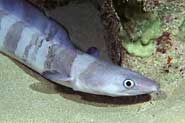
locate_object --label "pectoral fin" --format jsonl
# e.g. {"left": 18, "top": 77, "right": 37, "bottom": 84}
{"left": 86, "top": 47, "right": 99, "bottom": 58}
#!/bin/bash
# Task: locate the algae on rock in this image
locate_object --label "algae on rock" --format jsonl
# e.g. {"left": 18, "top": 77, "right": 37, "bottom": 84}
{"left": 178, "top": 19, "right": 185, "bottom": 42}
{"left": 112, "top": 0, "right": 161, "bottom": 57}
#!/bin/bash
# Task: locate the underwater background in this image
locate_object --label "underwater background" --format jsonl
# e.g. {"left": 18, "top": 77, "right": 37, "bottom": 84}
{"left": 0, "top": 0, "right": 185, "bottom": 122}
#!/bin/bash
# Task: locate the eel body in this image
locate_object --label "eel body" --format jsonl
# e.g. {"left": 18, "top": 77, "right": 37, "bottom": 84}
{"left": 0, "top": 0, "right": 160, "bottom": 97}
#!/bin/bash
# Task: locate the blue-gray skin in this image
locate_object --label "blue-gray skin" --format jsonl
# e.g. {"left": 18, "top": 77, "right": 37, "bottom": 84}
{"left": 0, "top": 0, "right": 160, "bottom": 97}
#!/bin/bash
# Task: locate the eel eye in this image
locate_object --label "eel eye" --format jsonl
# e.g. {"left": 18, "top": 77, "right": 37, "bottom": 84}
{"left": 123, "top": 79, "right": 135, "bottom": 89}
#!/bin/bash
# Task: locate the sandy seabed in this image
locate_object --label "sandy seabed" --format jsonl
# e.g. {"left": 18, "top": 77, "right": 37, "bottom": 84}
{"left": 0, "top": 1, "right": 185, "bottom": 123}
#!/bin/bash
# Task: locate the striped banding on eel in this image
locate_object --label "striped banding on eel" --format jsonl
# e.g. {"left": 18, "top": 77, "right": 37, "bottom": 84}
{"left": 0, "top": 0, "right": 160, "bottom": 97}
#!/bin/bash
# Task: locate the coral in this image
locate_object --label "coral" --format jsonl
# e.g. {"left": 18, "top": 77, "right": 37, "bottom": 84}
{"left": 100, "top": 0, "right": 161, "bottom": 62}
{"left": 122, "top": 17, "right": 161, "bottom": 57}
{"left": 114, "top": 0, "right": 161, "bottom": 57}
{"left": 123, "top": 39, "right": 155, "bottom": 57}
